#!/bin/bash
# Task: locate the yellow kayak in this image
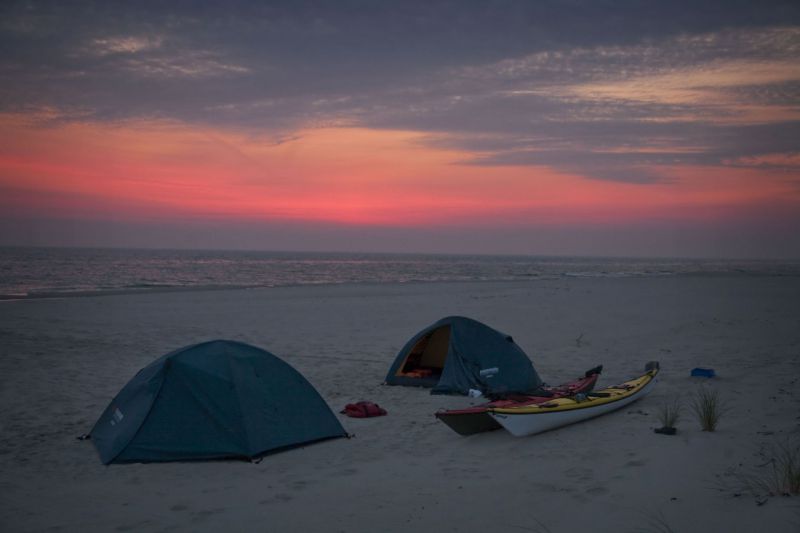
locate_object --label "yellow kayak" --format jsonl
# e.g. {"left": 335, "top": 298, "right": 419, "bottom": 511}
{"left": 488, "top": 362, "right": 659, "bottom": 437}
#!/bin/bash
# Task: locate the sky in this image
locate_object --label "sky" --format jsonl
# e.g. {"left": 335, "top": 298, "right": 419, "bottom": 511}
{"left": 1, "top": 0, "right": 799, "bottom": 258}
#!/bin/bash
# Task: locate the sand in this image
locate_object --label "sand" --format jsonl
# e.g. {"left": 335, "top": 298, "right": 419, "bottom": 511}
{"left": 1, "top": 276, "right": 799, "bottom": 532}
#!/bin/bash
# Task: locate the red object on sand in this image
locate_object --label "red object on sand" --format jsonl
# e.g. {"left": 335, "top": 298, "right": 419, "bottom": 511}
{"left": 341, "top": 401, "right": 388, "bottom": 418}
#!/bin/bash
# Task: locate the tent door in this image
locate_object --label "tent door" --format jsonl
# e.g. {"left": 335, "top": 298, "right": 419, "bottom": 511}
{"left": 395, "top": 325, "right": 450, "bottom": 379}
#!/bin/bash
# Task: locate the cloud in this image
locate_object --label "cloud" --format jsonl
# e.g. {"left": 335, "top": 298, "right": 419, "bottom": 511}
{"left": 554, "top": 58, "right": 800, "bottom": 124}
{"left": 121, "top": 51, "right": 252, "bottom": 78}
{"left": 72, "top": 33, "right": 254, "bottom": 79}
{"left": 724, "top": 152, "right": 800, "bottom": 171}
{"left": 0, "top": 3, "right": 798, "bottom": 184}
{"left": 90, "top": 35, "right": 163, "bottom": 55}
{"left": 362, "top": 27, "right": 800, "bottom": 182}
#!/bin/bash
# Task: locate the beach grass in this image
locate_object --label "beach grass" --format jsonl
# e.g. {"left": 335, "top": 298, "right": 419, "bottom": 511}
{"left": 690, "top": 386, "right": 725, "bottom": 432}
{"left": 758, "top": 439, "right": 800, "bottom": 497}
{"left": 634, "top": 509, "right": 677, "bottom": 533}
{"left": 656, "top": 397, "right": 682, "bottom": 429}
{"left": 734, "top": 438, "right": 800, "bottom": 501}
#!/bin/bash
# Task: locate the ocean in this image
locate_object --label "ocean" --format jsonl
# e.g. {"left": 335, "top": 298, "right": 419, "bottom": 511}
{"left": 1, "top": 247, "right": 798, "bottom": 300}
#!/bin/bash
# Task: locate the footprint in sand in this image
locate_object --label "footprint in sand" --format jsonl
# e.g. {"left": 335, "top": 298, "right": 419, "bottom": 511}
{"left": 291, "top": 480, "right": 309, "bottom": 490}
{"left": 190, "top": 508, "right": 226, "bottom": 523}
{"left": 564, "top": 466, "right": 594, "bottom": 482}
{"left": 260, "top": 493, "right": 294, "bottom": 505}
{"left": 116, "top": 520, "right": 153, "bottom": 531}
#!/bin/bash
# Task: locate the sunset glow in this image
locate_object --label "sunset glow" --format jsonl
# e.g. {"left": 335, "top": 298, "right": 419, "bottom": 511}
{"left": 1, "top": 2, "right": 799, "bottom": 256}
{"left": 2, "top": 112, "right": 797, "bottom": 228}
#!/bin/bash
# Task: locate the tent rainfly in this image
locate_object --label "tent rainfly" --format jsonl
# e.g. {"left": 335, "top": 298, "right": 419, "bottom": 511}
{"left": 384, "top": 316, "right": 542, "bottom": 395}
{"left": 91, "top": 340, "right": 346, "bottom": 464}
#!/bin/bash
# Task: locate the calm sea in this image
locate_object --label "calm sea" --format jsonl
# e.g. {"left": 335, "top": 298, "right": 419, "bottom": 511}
{"left": 1, "top": 247, "right": 798, "bottom": 300}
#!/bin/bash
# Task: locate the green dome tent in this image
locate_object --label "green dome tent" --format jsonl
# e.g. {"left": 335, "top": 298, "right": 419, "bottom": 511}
{"left": 384, "top": 316, "right": 542, "bottom": 395}
{"left": 91, "top": 340, "right": 346, "bottom": 464}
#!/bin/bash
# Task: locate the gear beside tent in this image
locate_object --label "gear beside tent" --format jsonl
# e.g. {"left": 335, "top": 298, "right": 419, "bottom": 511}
{"left": 384, "top": 316, "right": 543, "bottom": 396}
{"left": 90, "top": 340, "right": 346, "bottom": 464}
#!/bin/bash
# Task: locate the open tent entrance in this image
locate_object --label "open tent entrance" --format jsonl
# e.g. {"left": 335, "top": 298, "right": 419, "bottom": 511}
{"left": 394, "top": 325, "right": 451, "bottom": 384}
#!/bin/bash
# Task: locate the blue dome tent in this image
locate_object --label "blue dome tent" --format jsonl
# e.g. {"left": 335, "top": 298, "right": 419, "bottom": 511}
{"left": 384, "top": 316, "right": 542, "bottom": 395}
{"left": 91, "top": 340, "right": 346, "bottom": 464}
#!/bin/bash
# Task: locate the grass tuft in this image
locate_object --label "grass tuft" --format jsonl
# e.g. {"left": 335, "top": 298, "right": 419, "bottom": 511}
{"left": 656, "top": 398, "right": 682, "bottom": 429}
{"left": 690, "top": 386, "right": 725, "bottom": 432}
{"left": 634, "top": 509, "right": 677, "bottom": 533}
{"left": 760, "top": 440, "right": 800, "bottom": 497}
{"left": 735, "top": 438, "right": 800, "bottom": 501}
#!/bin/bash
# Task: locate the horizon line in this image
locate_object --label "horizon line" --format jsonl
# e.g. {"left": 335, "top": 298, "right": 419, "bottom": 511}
{"left": 1, "top": 243, "right": 798, "bottom": 263}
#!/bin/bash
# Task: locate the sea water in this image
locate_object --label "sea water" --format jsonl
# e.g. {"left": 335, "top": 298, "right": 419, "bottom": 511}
{"left": 1, "top": 246, "right": 798, "bottom": 300}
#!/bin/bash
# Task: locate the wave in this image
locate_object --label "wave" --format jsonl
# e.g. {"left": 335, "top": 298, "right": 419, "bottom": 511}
{"left": 1, "top": 247, "right": 799, "bottom": 301}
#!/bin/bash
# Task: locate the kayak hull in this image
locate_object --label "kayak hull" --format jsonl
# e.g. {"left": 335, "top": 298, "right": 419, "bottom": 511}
{"left": 489, "top": 362, "right": 659, "bottom": 437}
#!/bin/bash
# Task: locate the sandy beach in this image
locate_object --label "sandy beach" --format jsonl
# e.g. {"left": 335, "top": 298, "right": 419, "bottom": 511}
{"left": 1, "top": 275, "right": 799, "bottom": 532}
